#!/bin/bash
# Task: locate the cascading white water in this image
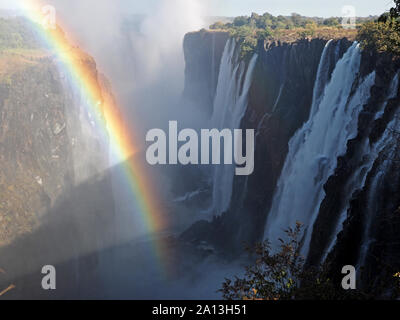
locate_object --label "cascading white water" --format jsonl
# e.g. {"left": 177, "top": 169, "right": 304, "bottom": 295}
{"left": 209, "top": 38, "right": 258, "bottom": 216}
{"left": 321, "top": 73, "right": 399, "bottom": 263}
{"left": 309, "top": 40, "right": 334, "bottom": 117}
{"left": 375, "top": 73, "right": 399, "bottom": 120}
{"left": 356, "top": 75, "right": 400, "bottom": 268}
{"left": 264, "top": 42, "right": 376, "bottom": 257}
{"left": 211, "top": 34, "right": 217, "bottom": 99}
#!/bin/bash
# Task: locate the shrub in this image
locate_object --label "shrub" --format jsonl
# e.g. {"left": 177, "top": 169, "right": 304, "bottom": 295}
{"left": 357, "top": 20, "right": 400, "bottom": 55}
{"left": 357, "top": 0, "right": 400, "bottom": 56}
{"left": 219, "top": 223, "right": 365, "bottom": 300}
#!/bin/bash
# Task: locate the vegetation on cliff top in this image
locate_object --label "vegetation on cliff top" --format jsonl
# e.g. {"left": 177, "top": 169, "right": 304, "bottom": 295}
{"left": 209, "top": 12, "right": 370, "bottom": 59}
{"left": 0, "top": 17, "right": 48, "bottom": 82}
{"left": 0, "top": 17, "right": 40, "bottom": 51}
{"left": 357, "top": 0, "right": 400, "bottom": 55}
{"left": 209, "top": 4, "right": 400, "bottom": 59}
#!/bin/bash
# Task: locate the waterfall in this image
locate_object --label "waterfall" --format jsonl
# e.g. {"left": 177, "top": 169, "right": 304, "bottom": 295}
{"left": 208, "top": 38, "right": 258, "bottom": 216}
{"left": 356, "top": 75, "right": 400, "bottom": 268}
{"left": 309, "top": 40, "right": 333, "bottom": 117}
{"left": 356, "top": 120, "right": 400, "bottom": 268}
{"left": 211, "top": 34, "right": 217, "bottom": 99}
{"left": 321, "top": 73, "right": 399, "bottom": 263}
{"left": 375, "top": 73, "right": 399, "bottom": 120}
{"left": 264, "top": 43, "right": 376, "bottom": 257}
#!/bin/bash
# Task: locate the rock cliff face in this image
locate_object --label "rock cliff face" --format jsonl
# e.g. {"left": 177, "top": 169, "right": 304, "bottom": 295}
{"left": 312, "top": 51, "right": 400, "bottom": 289}
{"left": 182, "top": 29, "right": 400, "bottom": 290}
{"left": 183, "top": 32, "right": 351, "bottom": 254}
{"left": 0, "top": 48, "right": 113, "bottom": 244}
{"left": 183, "top": 30, "right": 230, "bottom": 115}
{"left": 228, "top": 38, "right": 352, "bottom": 254}
{"left": 0, "top": 56, "right": 72, "bottom": 244}
{"left": 0, "top": 19, "right": 116, "bottom": 298}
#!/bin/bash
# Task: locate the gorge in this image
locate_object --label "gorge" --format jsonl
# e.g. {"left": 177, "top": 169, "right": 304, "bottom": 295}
{"left": 1, "top": 5, "right": 400, "bottom": 299}
{"left": 181, "top": 28, "right": 400, "bottom": 292}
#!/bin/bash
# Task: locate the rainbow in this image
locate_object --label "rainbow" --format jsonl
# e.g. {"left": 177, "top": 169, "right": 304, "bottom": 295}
{"left": 18, "top": 1, "right": 170, "bottom": 274}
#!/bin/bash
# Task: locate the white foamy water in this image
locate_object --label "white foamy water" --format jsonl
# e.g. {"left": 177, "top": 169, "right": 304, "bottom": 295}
{"left": 208, "top": 39, "right": 258, "bottom": 216}
{"left": 264, "top": 43, "right": 375, "bottom": 258}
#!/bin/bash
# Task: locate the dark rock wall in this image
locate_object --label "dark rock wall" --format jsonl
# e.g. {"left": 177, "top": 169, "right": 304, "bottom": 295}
{"left": 184, "top": 30, "right": 400, "bottom": 292}
{"left": 183, "top": 30, "right": 229, "bottom": 115}
{"left": 227, "top": 39, "right": 351, "bottom": 254}
{"left": 314, "top": 51, "right": 400, "bottom": 291}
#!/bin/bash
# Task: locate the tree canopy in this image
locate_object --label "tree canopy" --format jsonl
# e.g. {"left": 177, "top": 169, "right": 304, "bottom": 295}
{"left": 0, "top": 17, "right": 40, "bottom": 51}
{"left": 209, "top": 12, "right": 363, "bottom": 59}
{"left": 357, "top": 0, "right": 400, "bottom": 55}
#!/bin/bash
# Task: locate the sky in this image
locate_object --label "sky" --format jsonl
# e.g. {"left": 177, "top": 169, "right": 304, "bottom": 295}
{"left": 210, "top": 0, "right": 393, "bottom": 17}
{"left": 0, "top": 0, "right": 393, "bottom": 18}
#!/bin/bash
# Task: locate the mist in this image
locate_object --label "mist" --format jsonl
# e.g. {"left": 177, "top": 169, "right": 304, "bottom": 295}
{"left": 42, "top": 0, "right": 212, "bottom": 133}
{"left": 40, "top": 0, "right": 214, "bottom": 222}
{"left": 41, "top": 0, "right": 224, "bottom": 298}
{"left": 0, "top": 0, "right": 237, "bottom": 299}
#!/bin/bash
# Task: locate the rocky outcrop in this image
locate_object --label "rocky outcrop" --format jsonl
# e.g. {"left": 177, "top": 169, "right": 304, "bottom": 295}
{"left": 0, "top": 19, "right": 116, "bottom": 298}
{"left": 0, "top": 56, "right": 74, "bottom": 244}
{"left": 0, "top": 49, "right": 113, "bottom": 243}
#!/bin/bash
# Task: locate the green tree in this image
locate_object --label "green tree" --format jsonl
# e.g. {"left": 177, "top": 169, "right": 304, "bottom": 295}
{"left": 357, "top": 1, "right": 400, "bottom": 55}
{"left": 323, "top": 17, "right": 340, "bottom": 27}
{"left": 390, "top": 0, "right": 400, "bottom": 19}
{"left": 233, "top": 16, "right": 249, "bottom": 27}
{"left": 357, "top": 20, "right": 400, "bottom": 55}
